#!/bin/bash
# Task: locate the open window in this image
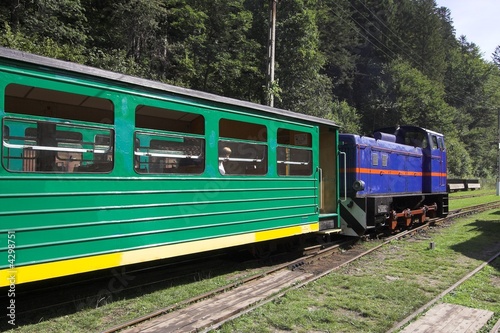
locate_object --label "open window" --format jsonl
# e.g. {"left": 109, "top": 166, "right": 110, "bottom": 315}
{"left": 218, "top": 119, "right": 267, "bottom": 176}
{"left": 277, "top": 128, "right": 312, "bottom": 176}
{"left": 134, "top": 105, "right": 205, "bottom": 174}
{"left": 2, "top": 83, "right": 114, "bottom": 173}
{"left": 5, "top": 83, "right": 114, "bottom": 124}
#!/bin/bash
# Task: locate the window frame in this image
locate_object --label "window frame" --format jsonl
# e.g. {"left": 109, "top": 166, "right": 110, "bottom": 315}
{"left": 134, "top": 130, "right": 205, "bottom": 175}
{"left": 134, "top": 103, "right": 206, "bottom": 175}
{"left": 276, "top": 127, "right": 313, "bottom": 177}
{"left": 2, "top": 117, "right": 114, "bottom": 173}
{"left": 218, "top": 118, "right": 268, "bottom": 176}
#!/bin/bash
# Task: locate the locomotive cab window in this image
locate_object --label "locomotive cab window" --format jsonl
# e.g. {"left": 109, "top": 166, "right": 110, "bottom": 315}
{"left": 277, "top": 128, "right": 312, "bottom": 176}
{"left": 431, "top": 135, "right": 439, "bottom": 150}
{"left": 404, "top": 131, "right": 427, "bottom": 148}
{"left": 134, "top": 105, "right": 205, "bottom": 174}
{"left": 438, "top": 137, "right": 445, "bottom": 150}
{"left": 2, "top": 83, "right": 114, "bottom": 173}
{"left": 218, "top": 119, "right": 267, "bottom": 176}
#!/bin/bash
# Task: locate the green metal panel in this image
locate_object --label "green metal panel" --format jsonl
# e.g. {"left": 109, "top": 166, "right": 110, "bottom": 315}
{"left": 0, "top": 177, "right": 317, "bottom": 268}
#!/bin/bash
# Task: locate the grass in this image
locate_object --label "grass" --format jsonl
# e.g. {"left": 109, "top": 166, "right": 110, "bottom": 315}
{"left": 449, "top": 188, "right": 499, "bottom": 210}
{"left": 442, "top": 258, "right": 500, "bottom": 332}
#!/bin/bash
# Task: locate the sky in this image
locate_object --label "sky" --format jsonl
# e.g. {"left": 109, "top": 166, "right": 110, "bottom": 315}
{"left": 436, "top": 0, "right": 499, "bottom": 61}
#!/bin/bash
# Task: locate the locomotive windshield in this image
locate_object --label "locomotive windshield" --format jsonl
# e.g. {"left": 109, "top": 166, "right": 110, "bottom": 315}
{"left": 403, "top": 131, "right": 428, "bottom": 148}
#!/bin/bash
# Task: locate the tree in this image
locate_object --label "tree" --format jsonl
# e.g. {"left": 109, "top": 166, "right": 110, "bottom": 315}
{"left": 446, "top": 135, "right": 472, "bottom": 177}
{"left": 21, "top": 0, "right": 89, "bottom": 46}
{"left": 183, "top": 0, "right": 262, "bottom": 101}
{"left": 357, "top": 58, "right": 453, "bottom": 134}
{"left": 328, "top": 100, "right": 361, "bottom": 134}
{"left": 274, "top": 0, "right": 333, "bottom": 117}
{"left": 443, "top": 38, "right": 500, "bottom": 178}
{"left": 493, "top": 45, "right": 500, "bottom": 68}
{"left": 0, "top": 22, "right": 87, "bottom": 63}
{"left": 109, "top": 1, "right": 168, "bottom": 61}
{"left": 394, "top": 0, "right": 448, "bottom": 82}
{"left": 317, "top": 0, "right": 361, "bottom": 104}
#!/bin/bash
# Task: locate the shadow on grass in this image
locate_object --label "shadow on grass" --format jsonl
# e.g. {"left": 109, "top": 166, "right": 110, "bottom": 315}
{"left": 450, "top": 210, "right": 500, "bottom": 273}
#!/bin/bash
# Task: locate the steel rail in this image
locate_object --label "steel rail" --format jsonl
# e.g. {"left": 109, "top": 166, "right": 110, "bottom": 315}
{"left": 386, "top": 250, "right": 500, "bottom": 333}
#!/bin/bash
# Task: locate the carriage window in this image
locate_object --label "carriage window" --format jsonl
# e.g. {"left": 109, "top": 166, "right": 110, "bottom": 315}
{"left": 218, "top": 119, "right": 267, "bottom": 175}
{"left": 5, "top": 83, "right": 114, "bottom": 124}
{"left": 134, "top": 132, "right": 204, "bottom": 174}
{"left": 135, "top": 105, "right": 205, "bottom": 174}
{"left": 277, "top": 128, "right": 312, "bottom": 176}
{"left": 2, "top": 118, "right": 113, "bottom": 173}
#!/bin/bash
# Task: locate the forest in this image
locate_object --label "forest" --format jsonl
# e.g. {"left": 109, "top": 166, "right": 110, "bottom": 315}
{"left": 1, "top": 0, "right": 500, "bottom": 179}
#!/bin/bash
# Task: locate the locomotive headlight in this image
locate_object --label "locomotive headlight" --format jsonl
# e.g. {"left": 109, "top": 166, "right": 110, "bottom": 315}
{"left": 353, "top": 180, "right": 365, "bottom": 192}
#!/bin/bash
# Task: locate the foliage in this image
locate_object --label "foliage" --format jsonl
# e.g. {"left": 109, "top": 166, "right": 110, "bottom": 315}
{"left": 1, "top": 0, "right": 500, "bottom": 178}
{"left": 446, "top": 135, "right": 473, "bottom": 177}
{"left": 330, "top": 100, "right": 362, "bottom": 134}
{"left": 274, "top": 0, "right": 334, "bottom": 117}
{"left": 384, "top": 59, "right": 454, "bottom": 132}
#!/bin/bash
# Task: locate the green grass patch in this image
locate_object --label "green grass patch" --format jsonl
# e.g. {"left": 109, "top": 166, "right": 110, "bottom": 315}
{"left": 449, "top": 188, "right": 495, "bottom": 198}
{"left": 449, "top": 188, "right": 500, "bottom": 211}
{"left": 442, "top": 256, "right": 500, "bottom": 333}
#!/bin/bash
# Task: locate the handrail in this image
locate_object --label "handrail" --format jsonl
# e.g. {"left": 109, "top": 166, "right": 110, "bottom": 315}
{"left": 340, "top": 151, "right": 347, "bottom": 202}
{"left": 219, "top": 157, "right": 263, "bottom": 162}
{"left": 135, "top": 151, "right": 200, "bottom": 159}
{"left": 3, "top": 141, "right": 109, "bottom": 154}
{"left": 277, "top": 160, "right": 308, "bottom": 165}
{"left": 318, "top": 167, "right": 323, "bottom": 209}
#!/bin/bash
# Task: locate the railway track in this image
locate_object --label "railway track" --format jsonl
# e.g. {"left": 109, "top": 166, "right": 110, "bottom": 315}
{"left": 387, "top": 248, "right": 500, "bottom": 333}
{"left": 102, "top": 200, "right": 500, "bottom": 333}
{"left": 0, "top": 250, "right": 258, "bottom": 329}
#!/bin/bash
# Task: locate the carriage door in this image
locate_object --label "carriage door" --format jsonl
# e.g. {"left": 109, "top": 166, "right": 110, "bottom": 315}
{"left": 430, "top": 134, "right": 447, "bottom": 192}
{"left": 437, "top": 136, "right": 447, "bottom": 190}
{"left": 318, "top": 125, "right": 339, "bottom": 230}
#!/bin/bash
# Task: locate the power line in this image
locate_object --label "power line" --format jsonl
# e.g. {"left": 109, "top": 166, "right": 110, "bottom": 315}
{"left": 351, "top": 0, "right": 428, "bottom": 67}
{"left": 331, "top": 1, "right": 398, "bottom": 62}
{"left": 332, "top": 0, "right": 483, "bottom": 109}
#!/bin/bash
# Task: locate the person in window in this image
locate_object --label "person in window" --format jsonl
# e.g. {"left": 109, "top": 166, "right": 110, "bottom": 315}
{"left": 219, "top": 146, "right": 231, "bottom": 175}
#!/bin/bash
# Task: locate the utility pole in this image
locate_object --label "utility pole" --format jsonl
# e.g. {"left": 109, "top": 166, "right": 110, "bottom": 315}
{"left": 266, "top": 0, "right": 277, "bottom": 107}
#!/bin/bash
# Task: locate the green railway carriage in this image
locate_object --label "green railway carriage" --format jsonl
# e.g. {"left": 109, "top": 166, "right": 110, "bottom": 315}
{"left": 0, "top": 47, "right": 340, "bottom": 286}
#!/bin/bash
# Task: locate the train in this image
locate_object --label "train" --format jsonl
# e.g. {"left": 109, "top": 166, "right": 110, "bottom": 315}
{"left": 339, "top": 127, "right": 448, "bottom": 236}
{"left": 0, "top": 47, "right": 448, "bottom": 287}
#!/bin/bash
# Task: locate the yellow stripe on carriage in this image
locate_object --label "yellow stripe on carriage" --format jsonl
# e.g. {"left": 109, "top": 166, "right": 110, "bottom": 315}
{"left": 0, "top": 252, "right": 123, "bottom": 287}
{"left": 255, "top": 223, "right": 319, "bottom": 242}
{"left": 0, "top": 222, "right": 319, "bottom": 287}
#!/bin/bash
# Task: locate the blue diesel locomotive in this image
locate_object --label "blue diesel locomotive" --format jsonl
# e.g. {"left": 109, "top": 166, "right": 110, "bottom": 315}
{"left": 339, "top": 126, "right": 448, "bottom": 236}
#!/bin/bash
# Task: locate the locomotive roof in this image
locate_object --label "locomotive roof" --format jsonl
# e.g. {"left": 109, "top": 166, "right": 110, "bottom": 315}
{"left": 376, "top": 125, "right": 444, "bottom": 137}
{"left": 0, "top": 47, "right": 339, "bottom": 129}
